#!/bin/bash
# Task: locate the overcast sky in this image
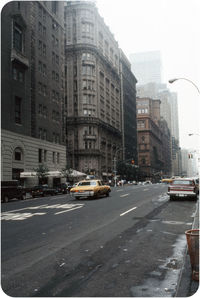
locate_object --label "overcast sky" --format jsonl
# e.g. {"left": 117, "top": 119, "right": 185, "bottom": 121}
{"left": 96, "top": 0, "right": 200, "bottom": 151}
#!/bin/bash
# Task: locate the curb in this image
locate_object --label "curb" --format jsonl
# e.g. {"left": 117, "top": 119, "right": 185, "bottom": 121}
{"left": 175, "top": 200, "right": 199, "bottom": 297}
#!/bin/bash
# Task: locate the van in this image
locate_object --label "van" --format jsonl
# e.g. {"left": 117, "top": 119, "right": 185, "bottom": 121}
{"left": 1, "top": 180, "right": 25, "bottom": 203}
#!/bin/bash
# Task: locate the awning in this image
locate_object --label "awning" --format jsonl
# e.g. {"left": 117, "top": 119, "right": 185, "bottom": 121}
{"left": 20, "top": 170, "right": 86, "bottom": 178}
{"left": 48, "top": 171, "right": 62, "bottom": 177}
{"left": 20, "top": 172, "right": 36, "bottom": 178}
{"left": 68, "top": 170, "right": 87, "bottom": 177}
{"left": 20, "top": 171, "right": 62, "bottom": 178}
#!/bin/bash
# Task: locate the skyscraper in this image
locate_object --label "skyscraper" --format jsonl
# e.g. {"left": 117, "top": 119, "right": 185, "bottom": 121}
{"left": 129, "top": 51, "right": 162, "bottom": 85}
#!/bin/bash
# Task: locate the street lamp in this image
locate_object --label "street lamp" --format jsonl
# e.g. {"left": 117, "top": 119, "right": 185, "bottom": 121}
{"left": 168, "top": 78, "right": 200, "bottom": 94}
{"left": 189, "top": 133, "right": 200, "bottom": 137}
{"left": 113, "top": 147, "right": 123, "bottom": 187}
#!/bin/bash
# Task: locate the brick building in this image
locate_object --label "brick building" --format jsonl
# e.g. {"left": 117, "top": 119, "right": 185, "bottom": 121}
{"left": 137, "top": 97, "right": 171, "bottom": 181}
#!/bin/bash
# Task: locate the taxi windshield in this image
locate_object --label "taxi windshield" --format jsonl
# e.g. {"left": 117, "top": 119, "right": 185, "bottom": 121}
{"left": 78, "top": 181, "right": 97, "bottom": 186}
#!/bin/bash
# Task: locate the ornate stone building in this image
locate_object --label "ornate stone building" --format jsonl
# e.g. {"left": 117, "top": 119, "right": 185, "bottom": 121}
{"left": 64, "top": 1, "right": 122, "bottom": 179}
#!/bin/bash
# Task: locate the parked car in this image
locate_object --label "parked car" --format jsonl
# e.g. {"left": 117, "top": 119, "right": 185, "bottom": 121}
{"left": 143, "top": 180, "right": 152, "bottom": 185}
{"left": 31, "top": 185, "right": 57, "bottom": 198}
{"left": 1, "top": 180, "right": 26, "bottom": 203}
{"left": 70, "top": 179, "right": 111, "bottom": 199}
{"left": 167, "top": 178, "right": 198, "bottom": 200}
{"left": 56, "top": 183, "right": 72, "bottom": 194}
{"left": 193, "top": 177, "right": 199, "bottom": 194}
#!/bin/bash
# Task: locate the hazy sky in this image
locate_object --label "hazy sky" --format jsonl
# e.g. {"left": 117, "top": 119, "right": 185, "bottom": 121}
{"left": 96, "top": 0, "right": 200, "bottom": 151}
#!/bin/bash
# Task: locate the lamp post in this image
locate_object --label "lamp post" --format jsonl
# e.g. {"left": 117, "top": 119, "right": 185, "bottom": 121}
{"left": 113, "top": 147, "right": 123, "bottom": 187}
{"left": 168, "top": 78, "right": 200, "bottom": 94}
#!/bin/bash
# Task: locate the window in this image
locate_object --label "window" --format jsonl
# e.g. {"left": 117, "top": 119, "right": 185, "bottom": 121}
{"left": 13, "top": 67, "right": 17, "bottom": 80}
{"left": 19, "top": 71, "right": 24, "bottom": 82}
{"left": 15, "top": 96, "right": 21, "bottom": 124}
{"left": 82, "top": 65, "right": 94, "bottom": 76}
{"left": 53, "top": 152, "right": 55, "bottom": 163}
{"left": 57, "top": 153, "right": 60, "bottom": 164}
{"left": 52, "top": 2, "right": 58, "bottom": 14}
{"left": 38, "top": 149, "right": 42, "bottom": 163}
{"left": 12, "top": 66, "right": 24, "bottom": 82}
{"left": 138, "top": 120, "right": 145, "bottom": 128}
{"left": 14, "top": 148, "right": 22, "bottom": 161}
{"left": 138, "top": 108, "right": 148, "bottom": 114}
{"left": 142, "top": 158, "right": 146, "bottom": 165}
{"left": 43, "top": 44, "right": 46, "bottom": 56}
{"left": 13, "top": 23, "right": 23, "bottom": 52}
{"left": 44, "top": 150, "right": 47, "bottom": 162}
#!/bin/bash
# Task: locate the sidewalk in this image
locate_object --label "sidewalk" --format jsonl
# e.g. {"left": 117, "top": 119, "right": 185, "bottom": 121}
{"left": 176, "top": 200, "right": 199, "bottom": 297}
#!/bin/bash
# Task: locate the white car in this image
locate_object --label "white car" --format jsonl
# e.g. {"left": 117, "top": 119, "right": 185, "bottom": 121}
{"left": 167, "top": 178, "right": 198, "bottom": 200}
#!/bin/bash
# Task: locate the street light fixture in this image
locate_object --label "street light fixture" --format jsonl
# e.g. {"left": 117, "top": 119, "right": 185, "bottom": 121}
{"left": 168, "top": 77, "right": 200, "bottom": 94}
{"left": 189, "top": 133, "right": 200, "bottom": 137}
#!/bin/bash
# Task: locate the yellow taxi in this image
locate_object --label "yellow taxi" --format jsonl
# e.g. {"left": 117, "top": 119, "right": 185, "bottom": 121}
{"left": 161, "top": 178, "right": 173, "bottom": 184}
{"left": 70, "top": 179, "right": 111, "bottom": 199}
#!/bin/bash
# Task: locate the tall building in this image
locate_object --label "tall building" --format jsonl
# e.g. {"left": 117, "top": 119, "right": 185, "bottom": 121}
{"left": 1, "top": 1, "right": 66, "bottom": 186}
{"left": 181, "top": 149, "right": 189, "bottom": 176}
{"left": 64, "top": 1, "right": 124, "bottom": 180}
{"left": 129, "top": 51, "right": 162, "bottom": 85}
{"left": 136, "top": 97, "right": 171, "bottom": 181}
{"left": 129, "top": 48, "right": 181, "bottom": 177}
{"left": 119, "top": 49, "right": 137, "bottom": 163}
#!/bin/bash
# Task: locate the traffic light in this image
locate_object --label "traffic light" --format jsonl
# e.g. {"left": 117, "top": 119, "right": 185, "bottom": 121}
{"left": 131, "top": 160, "right": 135, "bottom": 165}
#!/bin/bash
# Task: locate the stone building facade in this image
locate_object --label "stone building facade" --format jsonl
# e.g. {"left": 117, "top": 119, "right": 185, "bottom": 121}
{"left": 1, "top": 1, "right": 66, "bottom": 186}
{"left": 64, "top": 1, "right": 123, "bottom": 179}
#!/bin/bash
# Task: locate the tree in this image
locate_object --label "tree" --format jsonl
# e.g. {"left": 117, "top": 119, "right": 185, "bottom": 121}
{"left": 61, "top": 165, "right": 73, "bottom": 182}
{"left": 117, "top": 161, "right": 138, "bottom": 181}
{"left": 34, "top": 164, "right": 49, "bottom": 184}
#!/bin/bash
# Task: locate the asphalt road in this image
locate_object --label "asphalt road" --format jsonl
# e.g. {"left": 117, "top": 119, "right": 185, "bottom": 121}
{"left": 1, "top": 184, "right": 198, "bottom": 297}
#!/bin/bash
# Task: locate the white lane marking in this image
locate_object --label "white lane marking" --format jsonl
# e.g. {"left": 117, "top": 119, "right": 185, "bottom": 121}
{"left": 1, "top": 212, "right": 46, "bottom": 221}
{"left": 55, "top": 205, "right": 83, "bottom": 215}
{"left": 1, "top": 203, "right": 84, "bottom": 221}
{"left": 120, "top": 193, "right": 129, "bottom": 197}
{"left": 2, "top": 204, "right": 49, "bottom": 213}
{"left": 117, "top": 189, "right": 123, "bottom": 192}
{"left": 120, "top": 206, "right": 137, "bottom": 216}
{"left": 143, "top": 188, "right": 149, "bottom": 191}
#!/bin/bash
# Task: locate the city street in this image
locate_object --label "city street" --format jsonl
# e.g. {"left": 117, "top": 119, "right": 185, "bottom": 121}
{"left": 1, "top": 184, "right": 198, "bottom": 297}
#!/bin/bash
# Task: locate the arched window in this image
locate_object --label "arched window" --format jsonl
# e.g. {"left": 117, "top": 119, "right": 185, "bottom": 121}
{"left": 13, "top": 147, "right": 23, "bottom": 161}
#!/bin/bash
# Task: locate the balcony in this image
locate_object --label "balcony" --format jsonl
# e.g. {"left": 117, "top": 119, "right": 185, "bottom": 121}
{"left": 11, "top": 49, "right": 29, "bottom": 68}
